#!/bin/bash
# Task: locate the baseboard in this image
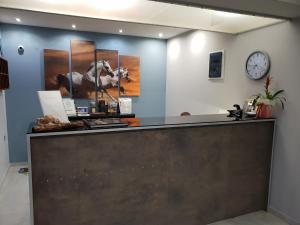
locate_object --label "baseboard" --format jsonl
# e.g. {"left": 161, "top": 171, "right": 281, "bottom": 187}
{"left": 268, "top": 207, "right": 300, "bottom": 225}
{"left": 9, "top": 162, "right": 28, "bottom": 167}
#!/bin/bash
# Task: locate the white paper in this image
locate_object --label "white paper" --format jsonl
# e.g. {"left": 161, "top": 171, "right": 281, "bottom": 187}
{"left": 62, "top": 98, "right": 77, "bottom": 116}
{"left": 38, "top": 91, "right": 69, "bottom": 123}
{"left": 119, "top": 98, "right": 132, "bottom": 114}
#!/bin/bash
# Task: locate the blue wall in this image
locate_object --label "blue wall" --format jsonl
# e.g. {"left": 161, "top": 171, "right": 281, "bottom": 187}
{"left": 0, "top": 23, "right": 167, "bottom": 163}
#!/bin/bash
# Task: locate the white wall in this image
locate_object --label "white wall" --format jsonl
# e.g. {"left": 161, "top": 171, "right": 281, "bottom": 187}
{"left": 166, "top": 30, "right": 263, "bottom": 116}
{"left": 166, "top": 20, "right": 300, "bottom": 224}
{"left": 235, "top": 20, "right": 300, "bottom": 225}
{"left": 0, "top": 90, "right": 9, "bottom": 186}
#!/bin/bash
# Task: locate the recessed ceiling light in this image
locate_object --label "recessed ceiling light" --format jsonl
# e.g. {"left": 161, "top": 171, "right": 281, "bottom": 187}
{"left": 158, "top": 33, "right": 164, "bottom": 38}
{"left": 72, "top": 24, "right": 76, "bottom": 29}
{"left": 119, "top": 29, "right": 123, "bottom": 33}
{"left": 16, "top": 18, "right": 21, "bottom": 22}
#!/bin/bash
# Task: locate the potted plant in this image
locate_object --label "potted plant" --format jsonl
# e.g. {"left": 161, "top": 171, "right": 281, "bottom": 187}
{"left": 256, "top": 76, "right": 286, "bottom": 119}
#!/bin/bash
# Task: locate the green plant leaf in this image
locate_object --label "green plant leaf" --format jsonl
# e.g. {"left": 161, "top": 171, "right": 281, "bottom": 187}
{"left": 272, "top": 90, "right": 285, "bottom": 99}
{"left": 280, "top": 99, "right": 285, "bottom": 110}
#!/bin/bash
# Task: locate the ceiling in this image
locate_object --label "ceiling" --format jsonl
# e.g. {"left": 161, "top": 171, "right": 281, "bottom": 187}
{"left": 153, "top": 0, "right": 300, "bottom": 19}
{"left": 0, "top": 0, "right": 285, "bottom": 39}
{"left": 0, "top": 8, "right": 189, "bottom": 39}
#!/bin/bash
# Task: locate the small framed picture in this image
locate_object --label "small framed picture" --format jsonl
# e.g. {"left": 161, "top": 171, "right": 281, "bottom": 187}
{"left": 208, "top": 50, "right": 224, "bottom": 79}
{"left": 77, "top": 107, "right": 89, "bottom": 116}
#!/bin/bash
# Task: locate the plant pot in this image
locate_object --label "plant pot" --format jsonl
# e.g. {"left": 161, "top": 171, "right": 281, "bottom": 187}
{"left": 256, "top": 104, "right": 273, "bottom": 119}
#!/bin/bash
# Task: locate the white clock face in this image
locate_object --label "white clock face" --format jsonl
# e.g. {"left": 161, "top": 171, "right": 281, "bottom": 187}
{"left": 246, "top": 51, "right": 270, "bottom": 80}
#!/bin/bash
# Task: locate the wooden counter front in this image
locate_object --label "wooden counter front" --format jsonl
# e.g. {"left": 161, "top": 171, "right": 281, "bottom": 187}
{"left": 28, "top": 120, "right": 275, "bottom": 225}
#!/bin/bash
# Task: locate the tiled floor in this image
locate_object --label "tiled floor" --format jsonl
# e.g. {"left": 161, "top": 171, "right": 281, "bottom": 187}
{"left": 0, "top": 166, "right": 290, "bottom": 225}
{"left": 0, "top": 166, "right": 30, "bottom": 225}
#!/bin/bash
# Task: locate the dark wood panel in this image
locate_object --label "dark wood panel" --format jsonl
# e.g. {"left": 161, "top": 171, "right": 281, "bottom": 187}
{"left": 77, "top": 131, "right": 169, "bottom": 225}
{"left": 0, "top": 57, "right": 9, "bottom": 90}
{"left": 167, "top": 126, "right": 230, "bottom": 225}
{"left": 30, "top": 136, "right": 81, "bottom": 225}
{"left": 0, "top": 74, "right": 9, "bottom": 90}
{"left": 225, "top": 122, "right": 274, "bottom": 218}
{"left": 30, "top": 122, "right": 274, "bottom": 225}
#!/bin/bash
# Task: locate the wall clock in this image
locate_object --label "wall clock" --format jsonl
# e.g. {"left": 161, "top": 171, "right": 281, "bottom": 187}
{"left": 246, "top": 51, "right": 270, "bottom": 80}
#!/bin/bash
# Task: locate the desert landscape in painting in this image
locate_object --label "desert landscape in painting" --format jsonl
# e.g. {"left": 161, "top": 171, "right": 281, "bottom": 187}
{"left": 120, "top": 55, "right": 140, "bottom": 96}
{"left": 71, "top": 40, "right": 96, "bottom": 99}
{"left": 71, "top": 40, "right": 95, "bottom": 74}
{"left": 44, "top": 49, "right": 69, "bottom": 96}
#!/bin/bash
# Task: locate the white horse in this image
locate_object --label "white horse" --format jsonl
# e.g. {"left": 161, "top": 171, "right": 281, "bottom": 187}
{"left": 115, "top": 67, "right": 130, "bottom": 82}
{"left": 57, "top": 60, "right": 131, "bottom": 98}
{"left": 71, "top": 60, "right": 117, "bottom": 89}
{"left": 58, "top": 60, "right": 118, "bottom": 93}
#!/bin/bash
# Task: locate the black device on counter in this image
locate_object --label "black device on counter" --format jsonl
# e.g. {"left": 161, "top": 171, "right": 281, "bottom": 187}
{"left": 98, "top": 100, "right": 107, "bottom": 113}
{"left": 228, "top": 104, "right": 243, "bottom": 119}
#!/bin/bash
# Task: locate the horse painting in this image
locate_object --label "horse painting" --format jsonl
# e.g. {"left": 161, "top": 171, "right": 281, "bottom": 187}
{"left": 57, "top": 60, "right": 130, "bottom": 100}
{"left": 119, "top": 55, "right": 140, "bottom": 96}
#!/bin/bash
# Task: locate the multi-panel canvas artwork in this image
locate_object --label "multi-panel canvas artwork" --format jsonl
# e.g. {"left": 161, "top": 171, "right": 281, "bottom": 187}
{"left": 120, "top": 55, "right": 140, "bottom": 97}
{"left": 71, "top": 40, "right": 96, "bottom": 99}
{"left": 44, "top": 49, "right": 70, "bottom": 96}
{"left": 43, "top": 39, "right": 141, "bottom": 100}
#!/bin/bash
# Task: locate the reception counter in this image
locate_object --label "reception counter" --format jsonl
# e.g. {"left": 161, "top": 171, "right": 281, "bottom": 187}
{"left": 27, "top": 114, "right": 275, "bottom": 225}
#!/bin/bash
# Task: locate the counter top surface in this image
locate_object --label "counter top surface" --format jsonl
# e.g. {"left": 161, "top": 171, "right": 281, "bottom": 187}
{"left": 28, "top": 114, "right": 275, "bottom": 137}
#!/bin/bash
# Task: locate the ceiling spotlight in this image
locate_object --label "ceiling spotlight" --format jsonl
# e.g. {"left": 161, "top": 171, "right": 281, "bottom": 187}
{"left": 16, "top": 18, "right": 21, "bottom": 22}
{"left": 72, "top": 24, "right": 76, "bottom": 29}
{"left": 119, "top": 29, "right": 123, "bottom": 33}
{"left": 159, "top": 33, "right": 164, "bottom": 38}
